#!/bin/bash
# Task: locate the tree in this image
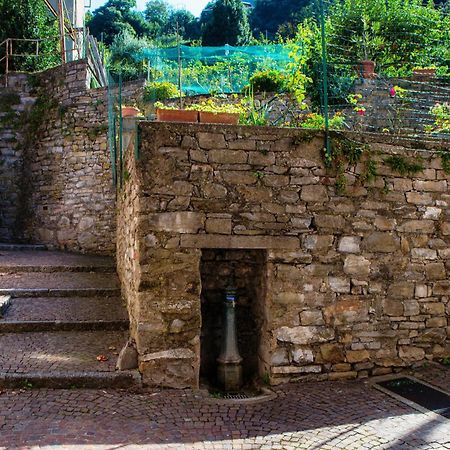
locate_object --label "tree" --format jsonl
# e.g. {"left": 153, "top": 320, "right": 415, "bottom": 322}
{"left": 108, "top": 30, "right": 149, "bottom": 80}
{"left": 145, "top": 0, "right": 172, "bottom": 38}
{"left": 202, "top": 0, "right": 252, "bottom": 46}
{"left": 166, "top": 9, "right": 201, "bottom": 41}
{"left": 87, "top": 0, "right": 149, "bottom": 45}
{"left": 250, "top": 0, "right": 312, "bottom": 39}
{"left": 0, "top": 0, "right": 59, "bottom": 72}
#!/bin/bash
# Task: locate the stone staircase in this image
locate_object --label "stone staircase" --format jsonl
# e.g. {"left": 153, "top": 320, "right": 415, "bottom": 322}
{"left": 0, "top": 246, "right": 140, "bottom": 388}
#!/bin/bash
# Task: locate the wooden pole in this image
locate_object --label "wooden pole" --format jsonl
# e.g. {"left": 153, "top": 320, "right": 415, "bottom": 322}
{"left": 57, "top": 0, "right": 66, "bottom": 64}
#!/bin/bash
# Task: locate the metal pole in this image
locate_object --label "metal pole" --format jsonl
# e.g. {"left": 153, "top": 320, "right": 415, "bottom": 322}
{"left": 57, "top": 0, "right": 66, "bottom": 64}
{"left": 319, "top": 0, "right": 331, "bottom": 158}
{"left": 176, "top": 21, "right": 182, "bottom": 108}
{"left": 118, "top": 73, "right": 123, "bottom": 188}
{"left": 5, "top": 39, "right": 9, "bottom": 87}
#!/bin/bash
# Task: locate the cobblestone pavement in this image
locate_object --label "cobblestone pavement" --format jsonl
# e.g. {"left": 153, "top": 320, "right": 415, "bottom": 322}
{"left": 2, "top": 296, "right": 128, "bottom": 322}
{"left": 0, "top": 365, "right": 449, "bottom": 450}
{"left": 0, "top": 331, "right": 128, "bottom": 373}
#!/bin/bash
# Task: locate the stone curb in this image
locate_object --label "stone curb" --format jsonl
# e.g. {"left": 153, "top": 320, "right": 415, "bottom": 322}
{"left": 0, "top": 288, "right": 121, "bottom": 298}
{"left": 0, "top": 370, "right": 142, "bottom": 389}
{"left": 0, "top": 265, "right": 116, "bottom": 274}
{"left": 0, "top": 319, "right": 129, "bottom": 333}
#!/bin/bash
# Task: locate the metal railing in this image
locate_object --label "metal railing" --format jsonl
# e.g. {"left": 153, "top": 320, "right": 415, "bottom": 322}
{"left": 0, "top": 30, "right": 106, "bottom": 87}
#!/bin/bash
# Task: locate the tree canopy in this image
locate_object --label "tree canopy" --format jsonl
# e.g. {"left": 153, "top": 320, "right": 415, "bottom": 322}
{"left": 0, "top": 0, "right": 59, "bottom": 71}
{"left": 202, "top": 0, "right": 252, "bottom": 46}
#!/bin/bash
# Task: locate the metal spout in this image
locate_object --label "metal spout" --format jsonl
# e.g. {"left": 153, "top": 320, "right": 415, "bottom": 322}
{"left": 217, "top": 285, "right": 243, "bottom": 391}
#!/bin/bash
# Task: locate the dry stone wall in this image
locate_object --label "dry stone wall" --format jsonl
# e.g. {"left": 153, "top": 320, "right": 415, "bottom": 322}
{"left": 117, "top": 121, "right": 450, "bottom": 388}
{"left": 0, "top": 61, "right": 143, "bottom": 253}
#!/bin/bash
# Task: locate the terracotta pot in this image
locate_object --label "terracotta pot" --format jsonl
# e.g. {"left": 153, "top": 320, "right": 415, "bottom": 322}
{"left": 121, "top": 106, "right": 141, "bottom": 117}
{"left": 358, "top": 60, "right": 376, "bottom": 79}
{"left": 199, "top": 111, "right": 240, "bottom": 125}
{"left": 413, "top": 68, "right": 436, "bottom": 80}
{"left": 156, "top": 108, "right": 198, "bottom": 123}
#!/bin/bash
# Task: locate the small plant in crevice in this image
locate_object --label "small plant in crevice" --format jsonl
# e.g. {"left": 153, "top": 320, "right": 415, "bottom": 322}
{"left": 384, "top": 155, "right": 424, "bottom": 176}
{"left": 439, "top": 150, "right": 450, "bottom": 174}
{"left": 254, "top": 170, "right": 265, "bottom": 181}
{"left": 360, "top": 158, "right": 378, "bottom": 184}
{"left": 325, "top": 135, "right": 371, "bottom": 193}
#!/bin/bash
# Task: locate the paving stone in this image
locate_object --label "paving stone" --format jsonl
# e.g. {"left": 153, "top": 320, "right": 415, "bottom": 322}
{"left": 0, "top": 365, "right": 448, "bottom": 448}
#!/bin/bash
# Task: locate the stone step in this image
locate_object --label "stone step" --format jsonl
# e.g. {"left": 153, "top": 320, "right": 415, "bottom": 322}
{"left": 0, "top": 296, "right": 129, "bottom": 332}
{"left": 0, "top": 250, "right": 115, "bottom": 273}
{"left": 0, "top": 272, "right": 120, "bottom": 298}
{"left": 0, "top": 243, "right": 47, "bottom": 251}
{"left": 0, "top": 330, "right": 140, "bottom": 388}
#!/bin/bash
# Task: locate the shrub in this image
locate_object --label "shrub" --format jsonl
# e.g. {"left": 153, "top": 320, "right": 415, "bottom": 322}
{"left": 144, "top": 81, "right": 180, "bottom": 102}
{"left": 246, "top": 70, "right": 287, "bottom": 93}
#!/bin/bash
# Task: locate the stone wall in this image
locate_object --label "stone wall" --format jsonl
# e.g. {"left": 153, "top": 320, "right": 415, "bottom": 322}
{"left": 0, "top": 61, "right": 143, "bottom": 253}
{"left": 0, "top": 74, "right": 33, "bottom": 242}
{"left": 117, "top": 121, "right": 450, "bottom": 388}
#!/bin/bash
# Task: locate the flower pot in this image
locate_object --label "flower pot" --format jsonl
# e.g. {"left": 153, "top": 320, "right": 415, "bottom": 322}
{"left": 121, "top": 106, "right": 141, "bottom": 117}
{"left": 413, "top": 68, "right": 436, "bottom": 80}
{"left": 199, "top": 111, "right": 240, "bottom": 125}
{"left": 156, "top": 108, "right": 198, "bottom": 123}
{"left": 358, "top": 60, "right": 376, "bottom": 79}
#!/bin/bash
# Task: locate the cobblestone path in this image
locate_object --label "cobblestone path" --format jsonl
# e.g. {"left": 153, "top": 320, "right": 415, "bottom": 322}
{"left": 1, "top": 365, "right": 449, "bottom": 450}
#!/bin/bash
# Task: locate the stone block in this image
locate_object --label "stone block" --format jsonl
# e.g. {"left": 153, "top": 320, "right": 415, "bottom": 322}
{"left": 421, "top": 302, "right": 445, "bottom": 315}
{"left": 271, "top": 365, "right": 321, "bottom": 375}
{"left": 346, "top": 349, "right": 370, "bottom": 363}
{"left": 426, "top": 317, "right": 447, "bottom": 327}
{"left": 205, "top": 218, "right": 232, "bottom": 234}
{"left": 362, "top": 232, "right": 400, "bottom": 253}
{"left": 403, "top": 300, "right": 420, "bottom": 316}
{"left": 328, "top": 277, "right": 351, "bottom": 293}
{"left": 274, "top": 292, "right": 305, "bottom": 304}
{"left": 433, "top": 281, "right": 450, "bottom": 295}
{"left": 275, "top": 326, "right": 335, "bottom": 345}
{"left": 320, "top": 343, "right": 344, "bottom": 363}
{"left": 140, "top": 348, "right": 197, "bottom": 389}
{"left": 314, "top": 214, "right": 345, "bottom": 230}
{"left": 382, "top": 298, "right": 403, "bottom": 316}
{"left": 398, "top": 346, "right": 425, "bottom": 362}
{"left": 145, "top": 212, "right": 205, "bottom": 234}
{"left": 203, "top": 183, "right": 228, "bottom": 199}
{"left": 300, "top": 185, "right": 328, "bottom": 203}
{"left": 406, "top": 192, "right": 433, "bottom": 205}
{"left": 374, "top": 217, "right": 396, "bottom": 231}
{"left": 291, "top": 347, "right": 314, "bottom": 364}
{"left": 388, "top": 282, "right": 414, "bottom": 298}
{"left": 411, "top": 248, "right": 437, "bottom": 260}
{"left": 343, "top": 255, "right": 370, "bottom": 278}
{"left": 413, "top": 180, "right": 447, "bottom": 192}
{"left": 324, "top": 296, "right": 369, "bottom": 325}
{"left": 209, "top": 149, "right": 247, "bottom": 164}
{"left": 425, "top": 263, "right": 446, "bottom": 281}
{"left": 222, "top": 171, "right": 257, "bottom": 185}
{"left": 300, "top": 310, "right": 324, "bottom": 325}
{"left": 301, "top": 236, "right": 333, "bottom": 255}
{"left": 197, "top": 132, "right": 226, "bottom": 149}
{"left": 338, "top": 236, "right": 361, "bottom": 253}
{"left": 398, "top": 220, "right": 435, "bottom": 233}
{"left": 328, "top": 371, "right": 357, "bottom": 380}
{"left": 271, "top": 348, "right": 289, "bottom": 366}
{"left": 180, "top": 234, "right": 300, "bottom": 250}
{"left": 248, "top": 151, "right": 275, "bottom": 166}
{"left": 423, "top": 207, "right": 441, "bottom": 220}
{"left": 441, "top": 222, "right": 450, "bottom": 235}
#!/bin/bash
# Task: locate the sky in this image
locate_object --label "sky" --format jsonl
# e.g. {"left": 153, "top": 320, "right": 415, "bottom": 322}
{"left": 88, "top": 0, "right": 210, "bottom": 17}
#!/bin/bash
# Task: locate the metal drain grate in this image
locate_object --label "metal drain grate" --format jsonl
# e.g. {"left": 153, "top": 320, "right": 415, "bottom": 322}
{"left": 221, "top": 392, "right": 249, "bottom": 399}
{"left": 377, "top": 377, "right": 450, "bottom": 419}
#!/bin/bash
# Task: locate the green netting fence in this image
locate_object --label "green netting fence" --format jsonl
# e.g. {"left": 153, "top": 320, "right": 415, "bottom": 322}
{"left": 138, "top": 44, "right": 294, "bottom": 95}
